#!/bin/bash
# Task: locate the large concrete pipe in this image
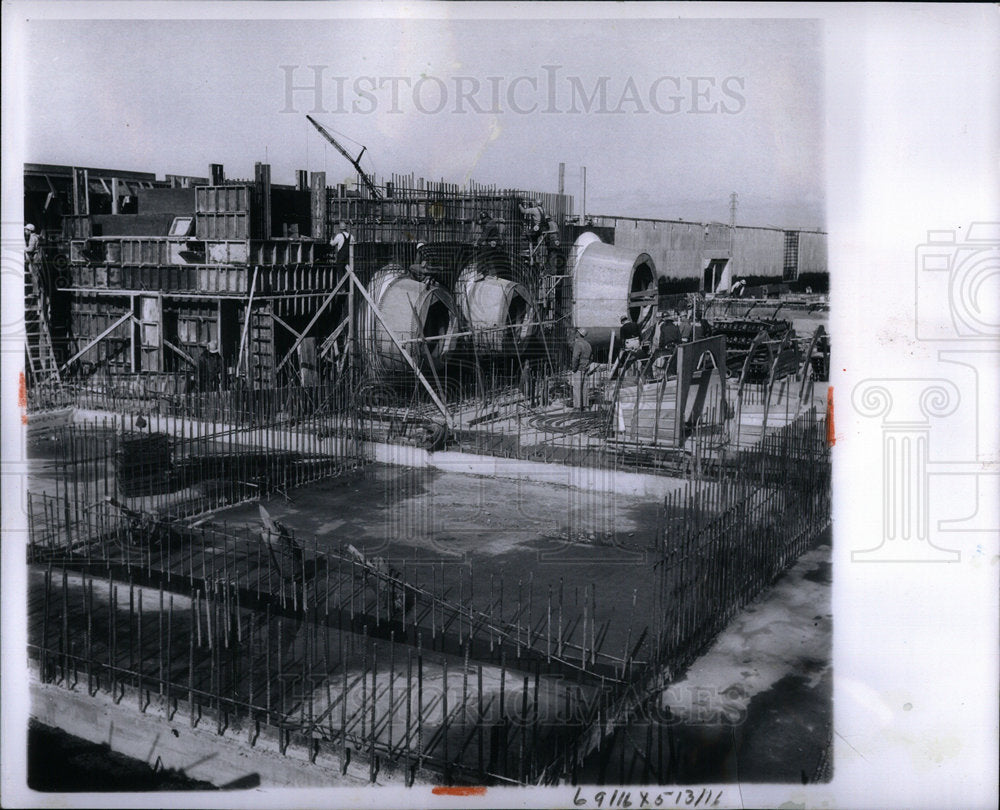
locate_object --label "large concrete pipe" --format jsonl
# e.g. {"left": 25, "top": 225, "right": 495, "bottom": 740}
{"left": 570, "top": 232, "right": 658, "bottom": 345}
{"left": 455, "top": 261, "right": 538, "bottom": 355}
{"left": 357, "top": 266, "right": 460, "bottom": 375}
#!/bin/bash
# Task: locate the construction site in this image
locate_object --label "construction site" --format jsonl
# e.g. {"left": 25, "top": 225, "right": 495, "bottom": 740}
{"left": 20, "top": 122, "right": 832, "bottom": 790}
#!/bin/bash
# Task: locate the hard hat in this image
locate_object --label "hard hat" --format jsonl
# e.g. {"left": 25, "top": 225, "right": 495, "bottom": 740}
{"left": 577, "top": 327, "right": 588, "bottom": 337}
{"left": 620, "top": 315, "right": 629, "bottom": 323}
{"left": 24, "top": 223, "right": 35, "bottom": 232}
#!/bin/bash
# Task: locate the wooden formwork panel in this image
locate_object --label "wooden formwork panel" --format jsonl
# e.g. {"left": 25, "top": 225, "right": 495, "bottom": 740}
{"left": 195, "top": 185, "right": 251, "bottom": 213}
{"left": 196, "top": 266, "right": 249, "bottom": 294}
{"left": 121, "top": 239, "right": 171, "bottom": 265}
{"left": 196, "top": 212, "right": 249, "bottom": 240}
{"left": 204, "top": 241, "right": 250, "bottom": 265}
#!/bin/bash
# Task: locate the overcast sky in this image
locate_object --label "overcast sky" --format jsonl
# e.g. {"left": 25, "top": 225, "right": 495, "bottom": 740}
{"left": 24, "top": 16, "right": 823, "bottom": 228}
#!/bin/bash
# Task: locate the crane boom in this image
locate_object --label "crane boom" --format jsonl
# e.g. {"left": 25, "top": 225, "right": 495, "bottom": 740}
{"left": 306, "top": 115, "right": 381, "bottom": 200}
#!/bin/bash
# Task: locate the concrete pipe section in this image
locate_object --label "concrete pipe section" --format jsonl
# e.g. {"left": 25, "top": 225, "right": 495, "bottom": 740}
{"left": 455, "top": 261, "right": 538, "bottom": 355}
{"left": 570, "top": 231, "right": 658, "bottom": 345}
{"left": 357, "top": 266, "right": 460, "bottom": 376}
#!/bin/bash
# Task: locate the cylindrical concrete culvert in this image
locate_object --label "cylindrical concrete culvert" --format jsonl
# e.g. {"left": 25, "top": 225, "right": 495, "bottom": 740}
{"left": 454, "top": 261, "right": 538, "bottom": 356}
{"left": 570, "top": 231, "right": 658, "bottom": 346}
{"left": 357, "top": 266, "right": 460, "bottom": 376}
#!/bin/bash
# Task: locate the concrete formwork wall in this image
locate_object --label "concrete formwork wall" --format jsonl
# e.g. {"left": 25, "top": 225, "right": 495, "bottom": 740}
{"left": 797, "top": 230, "right": 828, "bottom": 276}
{"left": 608, "top": 220, "right": 705, "bottom": 281}
{"left": 606, "top": 219, "right": 828, "bottom": 288}
{"left": 731, "top": 228, "right": 786, "bottom": 278}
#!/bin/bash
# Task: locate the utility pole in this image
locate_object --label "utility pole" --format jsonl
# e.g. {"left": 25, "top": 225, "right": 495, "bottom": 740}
{"left": 581, "top": 166, "right": 587, "bottom": 222}
{"left": 729, "top": 191, "right": 739, "bottom": 274}
{"left": 558, "top": 162, "right": 565, "bottom": 222}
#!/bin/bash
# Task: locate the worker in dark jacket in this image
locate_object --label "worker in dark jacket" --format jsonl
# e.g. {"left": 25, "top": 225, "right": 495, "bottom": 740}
{"left": 197, "top": 340, "right": 225, "bottom": 392}
{"left": 643, "top": 310, "right": 682, "bottom": 379}
{"left": 476, "top": 211, "right": 502, "bottom": 250}
{"left": 619, "top": 315, "right": 641, "bottom": 353}
{"left": 570, "top": 328, "right": 592, "bottom": 411}
{"left": 678, "top": 310, "right": 693, "bottom": 342}
{"left": 611, "top": 315, "right": 645, "bottom": 380}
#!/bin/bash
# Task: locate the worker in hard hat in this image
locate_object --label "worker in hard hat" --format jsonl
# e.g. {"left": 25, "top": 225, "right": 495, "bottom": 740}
{"left": 24, "top": 223, "right": 48, "bottom": 316}
{"left": 24, "top": 224, "right": 42, "bottom": 275}
{"left": 518, "top": 198, "right": 545, "bottom": 234}
{"left": 329, "top": 220, "right": 352, "bottom": 272}
{"left": 408, "top": 242, "right": 434, "bottom": 286}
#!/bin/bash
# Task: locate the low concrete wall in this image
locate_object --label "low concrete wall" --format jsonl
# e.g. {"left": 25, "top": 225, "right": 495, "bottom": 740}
{"left": 29, "top": 673, "right": 425, "bottom": 789}
{"left": 374, "top": 443, "right": 689, "bottom": 499}
{"left": 74, "top": 408, "right": 689, "bottom": 499}
{"left": 30, "top": 676, "right": 367, "bottom": 789}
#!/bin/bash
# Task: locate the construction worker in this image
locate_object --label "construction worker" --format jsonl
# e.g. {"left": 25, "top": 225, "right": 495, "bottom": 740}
{"left": 570, "top": 327, "right": 592, "bottom": 411}
{"left": 24, "top": 223, "right": 49, "bottom": 321}
{"left": 519, "top": 198, "right": 545, "bottom": 240}
{"left": 197, "top": 340, "right": 225, "bottom": 392}
{"left": 542, "top": 214, "right": 560, "bottom": 248}
{"left": 610, "top": 315, "right": 643, "bottom": 380}
{"left": 408, "top": 242, "right": 434, "bottom": 286}
{"left": 678, "top": 310, "right": 693, "bottom": 343}
{"left": 24, "top": 223, "right": 41, "bottom": 266}
{"left": 644, "top": 309, "right": 682, "bottom": 379}
{"left": 619, "top": 315, "right": 642, "bottom": 353}
{"left": 476, "top": 211, "right": 501, "bottom": 250}
{"left": 329, "top": 220, "right": 351, "bottom": 272}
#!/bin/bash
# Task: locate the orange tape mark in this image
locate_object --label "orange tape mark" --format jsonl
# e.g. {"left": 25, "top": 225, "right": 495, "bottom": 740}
{"left": 432, "top": 786, "right": 487, "bottom": 797}
{"left": 826, "top": 385, "right": 835, "bottom": 446}
{"left": 19, "top": 372, "right": 27, "bottom": 424}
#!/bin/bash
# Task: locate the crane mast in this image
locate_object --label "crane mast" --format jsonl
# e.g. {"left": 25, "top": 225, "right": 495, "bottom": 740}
{"left": 306, "top": 116, "right": 382, "bottom": 200}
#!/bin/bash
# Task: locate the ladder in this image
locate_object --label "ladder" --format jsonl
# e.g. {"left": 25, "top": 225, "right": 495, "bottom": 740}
{"left": 248, "top": 305, "right": 275, "bottom": 388}
{"left": 24, "top": 254, "right": 61, "bottom": 387}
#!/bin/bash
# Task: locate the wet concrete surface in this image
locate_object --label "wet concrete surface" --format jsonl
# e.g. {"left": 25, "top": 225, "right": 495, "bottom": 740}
{"left": 29, "top": 450, "right": 830, "bottom": 786}
{"left": 615, "top": 533, "right": 833, "bottom": 785}
{"left": 213, "top": 464, "right": 666, "bottom": 668}
{"left": 210, "top": 467, "right": 832, "bottom": 785}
